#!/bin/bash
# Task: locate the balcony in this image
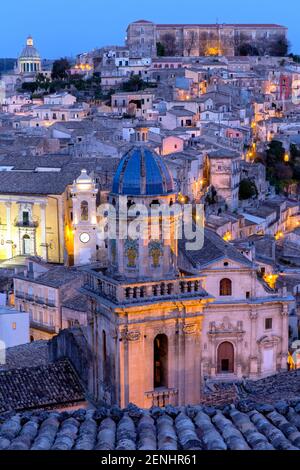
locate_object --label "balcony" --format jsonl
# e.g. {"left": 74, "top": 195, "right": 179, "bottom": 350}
{"left": 15, "top": 290, "right": 24, "bottom": 299}
{"left": 83, "top": 271, "right": 207, "bottom": 305}
{"left": 44, "top": 299, "right": 56, "bottom": 308}
{"left": 25, "top": 294, "right": 34, "bottom": 301}
{"left": 16, "top": 293, "right": 56, "bottom": 307}
{"left": 14, "top": 219, "right": 38, "bottom": 228}
{"left": 145, "top": 388, "right": 178, "bottom": 407}
{"left": 30, "top": 320, "right": 56, "bottom": 334}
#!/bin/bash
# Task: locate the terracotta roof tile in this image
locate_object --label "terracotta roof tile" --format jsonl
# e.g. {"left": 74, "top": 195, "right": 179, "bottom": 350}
{"left": 0, "top": 359, "right": 84, "bottom": 413}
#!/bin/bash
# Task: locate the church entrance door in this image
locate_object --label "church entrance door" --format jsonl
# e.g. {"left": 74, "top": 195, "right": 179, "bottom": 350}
{"left": 22, "top": 234, "right": 31, "bottom": 255}
{"left": 217, "top": 342, "right": 234, "bottom": 373}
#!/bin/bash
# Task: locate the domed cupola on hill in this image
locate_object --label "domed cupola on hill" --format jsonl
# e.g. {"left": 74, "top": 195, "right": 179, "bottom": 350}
{"left": 109, "top": 145, "right": 179, "bottom": 280}
{"left": 18, "top": 36, "right": 41, "bottom": 74}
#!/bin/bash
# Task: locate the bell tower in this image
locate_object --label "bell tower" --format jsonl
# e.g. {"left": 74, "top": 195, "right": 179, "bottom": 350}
{"left": 71, "top": 169, "right": 98, "bottom": 266}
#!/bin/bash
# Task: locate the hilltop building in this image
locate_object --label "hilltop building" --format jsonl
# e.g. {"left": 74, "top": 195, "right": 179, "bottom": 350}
{"left": 126, "top": 20, "right": 288, "bottom": 58}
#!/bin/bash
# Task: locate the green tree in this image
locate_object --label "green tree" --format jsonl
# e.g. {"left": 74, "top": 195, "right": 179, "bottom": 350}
{"left": 269, "top": 36, "right": 290, "bottom": 57}
{"left": 35, "top": 73, "right": 50, "bottom": 91}
{"left": 205, "top": 186, "right": 218, "bottom": 205}
{"left": 239, "top": 43, "right": 259, "bottom": 56}
{"left": 264, "top": 140, "right": 296, "bottom": 192}
{"left": 21, "top": 81, "right": 38, "bottom": 93}
{"left": 122, "top": 75, "right": 148, "bottom": 92}
{"left": 288, "top": 53, "right": 300, "bottom": 63}
{"left": 239, "top": 179, "right": 258, "bottom": 200}
{"left": 266, "top": 140, "right": 285, "bottom": 165}
{"left": 156, "top": 42, "right": 165, "bottom": 57}
{"left": 51, "top": 58, "right": 71, "bottom": 80}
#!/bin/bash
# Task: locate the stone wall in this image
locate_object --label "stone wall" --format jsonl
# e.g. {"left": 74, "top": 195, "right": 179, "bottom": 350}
{"left": 48, "top": 327, "right": 91, "bottom": 388}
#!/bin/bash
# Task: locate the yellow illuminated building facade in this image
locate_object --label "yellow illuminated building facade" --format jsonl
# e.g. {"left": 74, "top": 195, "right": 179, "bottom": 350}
{"left": 0, "top": 192, "right": 73, "bottom": 265}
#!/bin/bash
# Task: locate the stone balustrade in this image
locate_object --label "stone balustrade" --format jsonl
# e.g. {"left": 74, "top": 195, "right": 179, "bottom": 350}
{"left": 145, "top": 388, "right": 178, "bottom": 407}
{"left": 83, "top": 271, "right": 205, "bottom": 304}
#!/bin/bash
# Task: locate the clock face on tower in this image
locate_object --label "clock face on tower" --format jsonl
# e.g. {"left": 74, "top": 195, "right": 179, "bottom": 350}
{"left": 79, "top": 232, "right": 90, "bottom": 244}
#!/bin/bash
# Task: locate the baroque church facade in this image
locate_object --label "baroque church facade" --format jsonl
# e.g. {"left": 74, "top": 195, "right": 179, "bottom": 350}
{"left": 77, "top": 145, "right": 293, "bottom": 408}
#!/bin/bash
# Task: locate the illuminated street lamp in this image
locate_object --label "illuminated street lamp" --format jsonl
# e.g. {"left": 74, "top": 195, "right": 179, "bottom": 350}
{"left": 263, "top": 273, "right": 278, "bottom": 289}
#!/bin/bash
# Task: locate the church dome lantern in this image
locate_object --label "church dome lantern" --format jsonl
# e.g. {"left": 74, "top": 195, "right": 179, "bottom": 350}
{"left": 18, "top": 36, "right": 41, "bottom": 74}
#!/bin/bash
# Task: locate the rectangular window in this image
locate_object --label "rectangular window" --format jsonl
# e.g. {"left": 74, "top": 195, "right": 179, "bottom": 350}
{"left": 22, "top": 211, "right": 29, "bottom": 226}
{"left": 12, "top": 322, "right": 16, "bottom": 330}
{"left": 48, "top": 290, "right": 56, "bottom": 306}
{"left": 265, "top": 318, "right": 273, "bottom": 330}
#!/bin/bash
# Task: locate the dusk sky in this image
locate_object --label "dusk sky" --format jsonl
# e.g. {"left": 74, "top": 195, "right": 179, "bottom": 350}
{"left": 1, "top": 0, "right": 300, "bottom": 58}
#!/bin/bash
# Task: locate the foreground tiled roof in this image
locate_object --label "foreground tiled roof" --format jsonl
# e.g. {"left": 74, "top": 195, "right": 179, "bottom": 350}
{"left": 0, "top": 341, "right": 49, "bottom": 371}
{"left": 1, "top": 401, "right": 300, "bottom": 450}
{"left": 239, "top": 370, "right": 300, "bottom": 404}
{"left": 0, "top": 359, "right": 84, "bottom": 413}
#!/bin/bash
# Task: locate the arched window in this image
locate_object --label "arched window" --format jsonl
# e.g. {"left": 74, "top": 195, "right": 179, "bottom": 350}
{"left": 154, "top": 334, "right": 168, "bottom": 388}
{"left": 220, "top": 278, "right": 232, "bottom": 296}
{"left": 102, "top": 330, "right": 107, "bottom": 362}
{"left": 102, "top": 330, "right": 109, "bottom": 383}
{"left": 80, "top": 201, "right": 89, "bottom": 221}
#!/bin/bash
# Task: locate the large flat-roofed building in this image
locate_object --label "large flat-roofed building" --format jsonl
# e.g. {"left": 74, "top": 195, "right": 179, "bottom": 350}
{"left": 0, "top": 305, "right": 29, "bottom": 349}
{"left": 126, "top": 20, "right": 288, "bottom": 58}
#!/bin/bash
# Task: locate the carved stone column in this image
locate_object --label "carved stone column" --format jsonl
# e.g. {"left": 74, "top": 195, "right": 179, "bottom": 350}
{"left": 249, "top": 307, "right": 258, "bottom": 377}
{"left": 280, "top": 304, "right": 289, "bottom": 370}
{"left": 177, "top": 318, "right": 185, "bottom": 405}
{"left": 182, "top": 322, "right": 200, "bottom": 404}
{"left": 236, "top": 334, "right": 244, "bottom": 378}
{"left": 210, "top": 335, "right": 217, "bottom": 377}
{"left": 120, "top": 327, "right": 141, "bottom": 407}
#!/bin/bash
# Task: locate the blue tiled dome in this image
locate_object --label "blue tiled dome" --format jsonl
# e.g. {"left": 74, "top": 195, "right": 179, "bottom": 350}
{"left": 112, "top": 146, "right": 175, "bottom": 196}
